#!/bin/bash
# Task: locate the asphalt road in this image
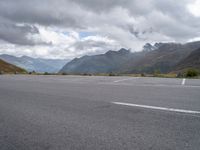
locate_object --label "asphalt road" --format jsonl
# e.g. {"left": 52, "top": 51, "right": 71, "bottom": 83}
{"left": 0, "top": 75, "right": 200, "bottom": 150}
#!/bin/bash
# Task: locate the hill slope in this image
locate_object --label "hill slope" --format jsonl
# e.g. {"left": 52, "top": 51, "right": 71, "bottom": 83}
{"left": 60, "top": 41, "right": 200, "bottom": 74}
{"left": 175, "top": 48, "right": 200, "bottom": 71}
{"left": 123, "top": 41, "right": 200, "bottom": 74}
{"left": 0, "top": 59, "right": 26, "bottom": 74}
{"left": 60, "top": 48, "right": 136, "bottom": 74}
{"left": 0, "top": 55, "right": 68, "bottom": 73}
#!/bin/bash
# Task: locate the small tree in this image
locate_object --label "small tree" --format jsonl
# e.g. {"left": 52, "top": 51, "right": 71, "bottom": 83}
{"left": 62, "top": 72, "right": 68, "bottom": 75}
{"left": 185, "top": 69, "right": 199, "bottom": 78}
{"left": 141, "top": 73, "right": 145, "bottom": 77}
{"left": 44, "top": 72, "right": 49, "bottom": 75}
{"left": 109, "top": 72, "right": 116, "bottom": 76}
{"left": 153, "top": 69, "right": 161, "bottom": 77}
{"left": 29, "top": 70, "right": 36, "bottom": 75}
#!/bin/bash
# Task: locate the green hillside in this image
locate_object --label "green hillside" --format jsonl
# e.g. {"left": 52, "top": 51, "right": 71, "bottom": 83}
{"left": 0, "top": 59, "right": 27, "bottom": 74}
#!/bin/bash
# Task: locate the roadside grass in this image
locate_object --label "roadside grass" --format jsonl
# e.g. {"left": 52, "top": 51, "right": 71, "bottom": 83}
{"left": 2, "top": 70, "right": 199, "bottom": 79}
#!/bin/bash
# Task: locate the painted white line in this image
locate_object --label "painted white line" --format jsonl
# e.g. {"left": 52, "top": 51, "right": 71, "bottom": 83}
{"left": 113, "top": 77, "right": 139, "bottom": 83}
{"left": 112, "top": 102, "right": 200, "bottom": 114}
{"left": 114, "top": 79, "right": 130, "bottom": 83}
{"left": 182, "top": 78, "right": 186, "bottom": 85}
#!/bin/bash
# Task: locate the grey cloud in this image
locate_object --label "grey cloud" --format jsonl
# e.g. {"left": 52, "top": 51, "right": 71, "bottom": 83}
{"left": 0, "top": 18, "right": 50, "bottom": 45}
{"left": 73, "top": 0, "right": 200, "bottom": 41}
{"left": 0, "top": 0, "right": 85, "bottom": 28}
{"left": 0, "top": 0, "right": 200, "bottom": 58}
{"left": 69, "top": 38, "right": 120, "bottom": 56}
{"left": 72, "top": 40, "right": 114, "bottom": 51}
{"left": 0, "top": 0, "right": 199, "bottom": 40}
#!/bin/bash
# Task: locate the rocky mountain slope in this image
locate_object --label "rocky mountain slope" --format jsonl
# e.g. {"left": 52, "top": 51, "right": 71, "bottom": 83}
{"left": 60, "top": 41, "right": 200, "bottom": 74}
{"left": 175, "top": 48, "right": 200, "bottom": 71}
{"left": 0, "top": 59, "right": 26, "bottom": 74}
{"left": 0, "top": 55, "right": 68, "bottom": 73}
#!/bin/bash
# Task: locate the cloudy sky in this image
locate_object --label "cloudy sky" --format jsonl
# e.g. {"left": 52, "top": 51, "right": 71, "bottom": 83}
{"left": 0, "top": 0, "right": 200, "bottom": 59}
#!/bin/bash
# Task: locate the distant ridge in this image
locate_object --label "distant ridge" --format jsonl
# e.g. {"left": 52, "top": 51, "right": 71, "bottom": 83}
{"left": 60, "top": 41, "right": 200, "bottom": 74}
{"left": 0, "top": 54, "right": 68, "bottom": 73}
{"left": 0, "top": 59, "right": 26, "bottom": 74}
{"left": 175, "top": 48, "right": 200, "bottom": 71}
{"left": 60, "top": 48, "right": 133, "bottom": 74}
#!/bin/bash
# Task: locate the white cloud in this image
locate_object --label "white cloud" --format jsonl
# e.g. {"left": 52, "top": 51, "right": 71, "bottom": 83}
{"left": 0, "top": 0, "right": 200, "bottom": 59}
{"left": 0, "top": 26, "right": 121, "bottom": 59}
{"left": 188, "top": 0, "right": 200, "bottom": 17}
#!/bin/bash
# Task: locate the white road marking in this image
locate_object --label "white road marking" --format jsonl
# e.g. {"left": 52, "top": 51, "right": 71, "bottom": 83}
{"left": 182, "top": 78, "right": 186, "bottom": 85}
{"left": 100, "top": 81, "right": 200, "bottom": 88}
{"left": 113, "top": 77, "right": 139, "bottom": 83}
{"left": 112, "top": 102, "right": 200, "bottom": 114}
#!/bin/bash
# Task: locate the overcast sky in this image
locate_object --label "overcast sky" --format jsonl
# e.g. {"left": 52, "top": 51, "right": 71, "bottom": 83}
{"left": 0, "top": 0, "right": 200, "bottom": 59}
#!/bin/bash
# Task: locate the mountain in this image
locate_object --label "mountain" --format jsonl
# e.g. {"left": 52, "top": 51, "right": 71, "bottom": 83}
{"left": 123, "top": 41, "right": 200, "bottom": 74}
{"left": 0, "top": 59, "right": 27, "bottom": 74}
{"left": 60, "top": 41, "right": 200, "bottom": 74}
{"left": 60, "top": 48, "right": 133, "bottom": 74}
{"left": 142, "top": 43, "right": 159, "bottom": 52}
{"left": 175, "top": 48, "right": 200, "bottom": 71}
{"left": 0, "top": 54, "right": 68, "bottom": 73}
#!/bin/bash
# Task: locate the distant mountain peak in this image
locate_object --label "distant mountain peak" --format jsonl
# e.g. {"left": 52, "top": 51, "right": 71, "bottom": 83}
{"left": 143, "top": 43, "right": 156, "bottom": 52}
{"left": 60, "top": 41, "right": 200, "bottom": 74}
{"left": 105, "top": 48, "right": 130, "bottom": 56}
{"left": 0, "top": 54, "right": 68, "bottom": 73}
{"left": 154, "top": 42, "right": 164, "bottom": 48}
{"left": 118, "top": 48, "right": 130, "bottom": 54}
{"left": 21, "top": 55, "right": 32, "bottom": 59}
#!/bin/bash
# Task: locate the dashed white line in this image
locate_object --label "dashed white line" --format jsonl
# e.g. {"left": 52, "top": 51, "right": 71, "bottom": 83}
{"left": 181, "top": 78, "right": 186, "bottom": 85}
{"left": 113, "top": 77, "right": 139, "bottom": 83}
{"left": 112, "top": 102, "right": 200, "bottom": 114}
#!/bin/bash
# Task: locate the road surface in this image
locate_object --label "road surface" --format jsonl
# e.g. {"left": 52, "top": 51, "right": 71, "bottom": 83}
{"left": 0, "top": 75, "right": 200, "bottom": 150}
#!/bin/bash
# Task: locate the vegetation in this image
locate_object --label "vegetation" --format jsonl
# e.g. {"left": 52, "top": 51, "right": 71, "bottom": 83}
{"left": 44, "top": 72, "right": 50, "bottom": 75}
{"left": 185, "top": 69, "right": 199, "bottom": 78}
{"left": 153, "top": 69, "right": 161, "bottom": 77}
{"left": 108, "top": 72, "right": 117, "bottom": 76}
{"left": 61, "top": 72, "right": 68, "bottom": 75}
{"left": 60, "top": 42, "right": 200, "bottom": 75}
{"left": 0, "top": 59, "right": 27, "bottom": 74}
{"left": 141, "top": 73, "right": 145, "bottom": 77}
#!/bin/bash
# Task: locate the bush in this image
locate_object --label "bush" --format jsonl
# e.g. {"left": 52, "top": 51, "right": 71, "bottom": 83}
{"left": 109, "top": 72, "right": 116, "bottom": 76}
{"left": 153, "top": 69, "right": 161, "bottom": 77}
{"left": 62, "top": 72, "right": 68, "bottom": 75}
{"left": 141, "top": 73, "right": 145, "bottom": 77}
{"left": 44, "top": 72, "right": 50, "bottom": 75}
{"left": 29, "top": 71, "right": 36, "bottom": 75}
{"left": 185, "top": 69, "right": 199, "bottom": 78}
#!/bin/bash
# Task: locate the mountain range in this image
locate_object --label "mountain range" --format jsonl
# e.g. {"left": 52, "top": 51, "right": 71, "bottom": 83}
{"left": 175, "top": 48, "right": 200, "bottom": 72}
{"left": 0, "top": 59, "right": 26, "bottom": 74}
{"left": 60, "top": 41, "right": 200, "bottom": 74}
{"left": 0, "top": 55, "right": 69, "bottom": 73}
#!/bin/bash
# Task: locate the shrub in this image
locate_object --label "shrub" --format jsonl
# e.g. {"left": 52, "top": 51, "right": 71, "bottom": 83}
{"left": 185, "top": 69, "right": 199, "bottom": 78}
{"left": 83, "top": 73, "right": 88, "bottom": 76}
{"left": 141, "top": 73, "right": 145, "bottom": 77}
{"left": 29, "top": 71, "right": 36, "bottom": 75}
{"left": 44, "top": 72, "right": 50, "bottom": 75}
{"left": 62, "top": 72, "right": 68, "bottom": 75}
{"left": 153, "top": 69, "right": 161, "bottom": 76}
{"left": 109, "top": 72, "right": 116, "bottom": 76}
